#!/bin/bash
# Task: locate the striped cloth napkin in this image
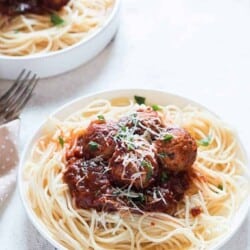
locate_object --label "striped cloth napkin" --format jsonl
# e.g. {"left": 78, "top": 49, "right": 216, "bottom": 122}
{"left": 0, "top": 120, "right": 20, "bottom": 208}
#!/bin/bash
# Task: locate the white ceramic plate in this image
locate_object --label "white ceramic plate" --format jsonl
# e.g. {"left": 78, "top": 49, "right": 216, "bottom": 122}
{"left": 18, "top": 89, "right": 250, "bottom": 250}
{"left": 0, "top": 0, "right": 120, "bottom": 80}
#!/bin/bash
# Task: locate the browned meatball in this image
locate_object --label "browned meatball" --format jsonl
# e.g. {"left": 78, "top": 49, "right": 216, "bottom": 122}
{"left": 144, "top": 171, "right": 189, "bottom": 212}
{"left": 0, "top": 0, "right": 69, "bottom": 15}
{"left": 136, "top": 108, "right": 163, "bottom": 131}
{"left": 109, "top": 138, "right": 159, "bottom": 189}
{"left": 155, "top": 127, "right": 197, "bottom": 172}
{"left": 43, "top": 0, "right": 69, "bottom": 10}
{"left": 63, "top": 159, "right": 119, "bottom": 211}
{"left": 66, "top": 136, "right": 85, "bottom": 161}
{"left": 118, "top": 108, "right": 164, "bottom": 139}
{"left": 80, "top": 120, "right": 118, "bottom": 160}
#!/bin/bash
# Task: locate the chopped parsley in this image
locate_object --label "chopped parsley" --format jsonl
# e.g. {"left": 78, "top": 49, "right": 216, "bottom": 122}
{"left": 112, "top": 187, "right": 144, "bottom": 202}
{"left": 112, "top": 189, "right": 120, "bottom": 196}
{"left": 121, "top": 126, "right": 126, "bottom": 132}
{"left": 134, "top": 95, "right": 145, "bottom": 105}
{"left": 14, "top": 29, "right": 20, "bottom": 34}
{"left": 130, "top": 113, "right": 138, "bottom": 126}
{"left": 218, "top": 184, "right": 223, "bottom": 190}
{"left": 115, "top": 125, "right": 135, "bottom": 150}
{"left": 95, "top": 190, "right": 101, "bottom": 196}
{"left": 115, "top": 126, "right": 128, "bottom": 139}
{"left": 51, "top": 13, "right": 64, "bottom": 26}
{"left": 163, "top": 133, "right": 173, "bottom": 142}
{"left": 142, "top": 160, "right": 153, "bottom": 180}
{"left": 58, "top": 136, "right": 64, "bottom": 148}
{"left": 161, "top": 172, "right": 169, "bottom": 182}
{"left": 136, "top": 193, "right": 146, "bottom": 203}
{"left": 97, "top": 115, "right": 105, "bottom": 121}
{"left": 152, "top": 104, "right": 162, "bottom": 111}
{"left": 88, "top": 141, "right": 99, "bottom": 150}
{"left": 158, "top": 152, "right": 167, "bottom": 158}
{"left": 127, "top": 137, "right": 135, "bottom": 150}
{"left": 127, "top": 142, "right": 135, "bottom": 150}
{"left": 197, "top": 135, "right": 212, "bottom": 147}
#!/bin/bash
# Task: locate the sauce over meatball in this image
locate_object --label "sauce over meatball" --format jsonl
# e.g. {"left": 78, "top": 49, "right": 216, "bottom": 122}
{"left": 0, "top": 0, "right": 69, "bottom": 15}
{"left": 80, "top": 120, "right": 118, "bottom": 160}
{"left": 109, "top": 136, "right": 158, "bottom": 189}
{"left": 64, "top": 158, "right": 119, "bottom": 212}
{"left": 119, "top": 108, "right": 164, "bottom": 139}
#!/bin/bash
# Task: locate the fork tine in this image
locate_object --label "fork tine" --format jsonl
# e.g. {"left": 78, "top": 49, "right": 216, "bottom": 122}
{"left": 0, "top": 69, "right": 26, "bottom": 104}
{"left": 11, "top": 77, "right": 38, "bottom": 116}
{"left": 0, "top": 70, "right": 32, "bottom": 113}
{"left": 4, "top": 76, "right": 38, "bottom": 122}
{"left": 0, "top": 70, "right": 39, "bottom": 126}
{"left": 7, "top": 71, "right": 31, "bottom": 105}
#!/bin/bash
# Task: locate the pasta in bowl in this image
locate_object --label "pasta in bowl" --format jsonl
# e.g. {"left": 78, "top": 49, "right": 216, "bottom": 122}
{"left": 18, "top": 89, "right": 250, "bottom": 250}
{"left": 0, "top": 0, "right": 120, "bottom": 79}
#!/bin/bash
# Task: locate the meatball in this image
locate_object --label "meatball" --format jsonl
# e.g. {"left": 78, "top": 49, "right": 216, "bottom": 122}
{"left": 144, "top": 187, "right": 176, "bottom": 213}
{"left": 109, "top": 138, "right": 159, "bottom": 189}
{"left": 155, "top": 127, "right": 197, "bottom": 172}
{"left": 136, "top": 108, "right": 163, "bottom": 131}
{"left": 63, "top": 159, "right": 119, "bottom": 211}
{"left": 118, "top": 108, "right": 164, "bottom": 138}
{"left": 81, "top": 120, "right": 118, "bottom": 160}
{"left": 63, "top": 159, "right": 83, "bottom": 191}
{"left": 43, "top": 0, "right": 69, "bottom": 10}
{"left": 144, "top": 171, "right": 189, "bottom": 212}
{"left": 66, "top": 136, "right": 85, "bottom": 160}
{"left": 0, "top": 0, "right": 69, "bottom": 15}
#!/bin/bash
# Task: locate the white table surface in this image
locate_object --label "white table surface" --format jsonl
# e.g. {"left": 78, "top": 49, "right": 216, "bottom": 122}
{"left": 0, "top": 0, "right": 250, "bottom": 249}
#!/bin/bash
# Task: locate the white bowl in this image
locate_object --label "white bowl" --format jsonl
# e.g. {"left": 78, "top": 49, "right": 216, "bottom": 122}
{"left": 0, "top": 0, "right": 120, "bottom": 80}
{"left": 18, "top": 89, "right": 250, "bottom": 250}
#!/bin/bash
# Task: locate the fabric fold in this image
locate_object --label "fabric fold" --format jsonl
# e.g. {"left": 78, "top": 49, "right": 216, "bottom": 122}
{"left": 0, "top": 119, "right": 20, "bottom": 207}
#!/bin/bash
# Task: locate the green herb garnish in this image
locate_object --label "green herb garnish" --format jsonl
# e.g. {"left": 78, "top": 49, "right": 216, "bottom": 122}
{"left": 137, "top": 193, "right": 145, "bottom": 203}
{"left": 51, "top": 13, "right": 64, "bottom": 26}
{"left": 152, "top": 104, "right": 162, "bottom": 111}
{"left": 197, "top": 135, "right": 212, "bottom": 147}
{"left": 115, "top": 125, "right": 136, "bottom": 150}
{"left": 95, "top": 190, "right": 101, "bottom": 196}
{"left": 97, "top": 115, "right": 105, "bottom": 121}
{"left": 58, "top": 136, "right": 64, "bottom": 148}
{"left": 88, "top": 141, "right": 99, "bottom": 150}
{"left": 158, "top": 152, "right": 167, "bottom": 158}
{"left": 134, "top": 95, "right": 145, "bottom": 105}
{"left": 14, "top": 29, "right": 19, "bottom": 33}
{"left": 161, "top": 172, "right": 169, "bottom": 182}
{"left": 121, "top": 126, "right": 126, "bottom": 132}
{"left": 218, "top": 184, "right": 223, "bottom": 190}
{"left": 130, "top": 113, "right": 138, "bottom": 126}
{"left": 127, "top": 142, "right": 135, "bottom": 150}
{"left": 127, "top": 137, "right": 135, "bottom": 150}
{"left": 163, "top": 133, "right": 173, "bottom": 142}
{"left": 142, "top": 160, "right": 153, "bottom": 180}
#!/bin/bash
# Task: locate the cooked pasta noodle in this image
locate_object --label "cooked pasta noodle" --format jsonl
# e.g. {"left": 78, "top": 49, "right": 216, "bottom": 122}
{"left": 23, "top": 98, "right": 250, "bottom": 250}
{"left": 0, "top": 0, "right": 114, "bottom": 56}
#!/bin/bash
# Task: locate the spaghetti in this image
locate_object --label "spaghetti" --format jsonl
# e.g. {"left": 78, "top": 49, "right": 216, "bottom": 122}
{"left": 0, "top": 0, "right": 114, "bottom": 56}
{"left": 23, "top": 98, "right": 250, "bottom": 250}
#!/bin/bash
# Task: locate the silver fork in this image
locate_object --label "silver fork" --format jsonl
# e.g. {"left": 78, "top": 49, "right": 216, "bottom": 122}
{"left": 0, "top": 69, "right": 39, "bottom": 125}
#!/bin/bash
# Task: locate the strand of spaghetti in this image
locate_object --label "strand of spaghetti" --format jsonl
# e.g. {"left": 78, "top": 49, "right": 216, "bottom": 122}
{"left": 40, "top": 150, "right": 89, "bottom": 248}
{"left": 138, "top": 220, "right": 201, "bottom": 246}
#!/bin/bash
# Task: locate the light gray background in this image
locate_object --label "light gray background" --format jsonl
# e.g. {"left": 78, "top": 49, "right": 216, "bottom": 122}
{"left": 0, "top": 0, "right": 250, "bottom": 249}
